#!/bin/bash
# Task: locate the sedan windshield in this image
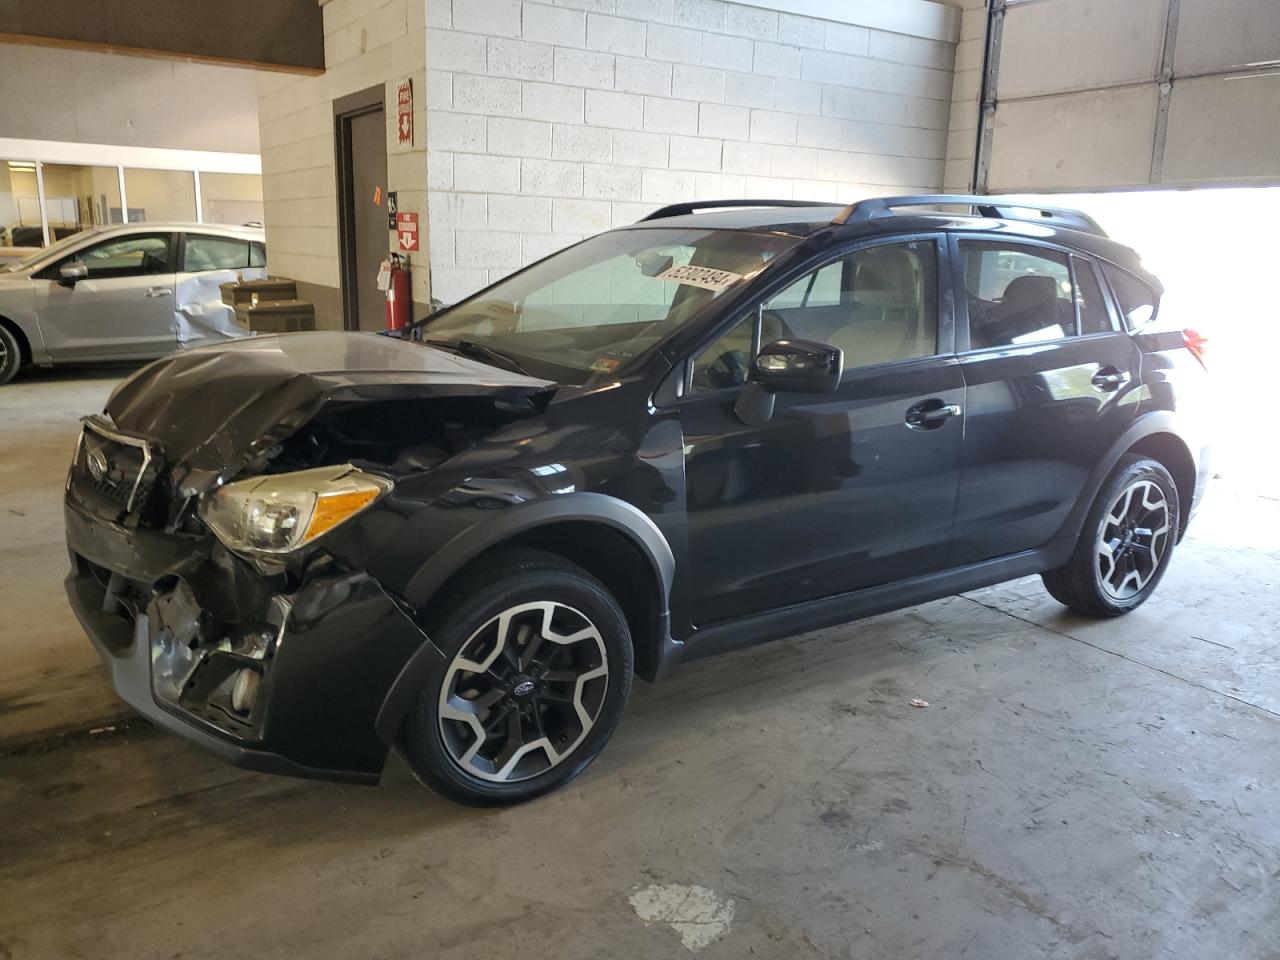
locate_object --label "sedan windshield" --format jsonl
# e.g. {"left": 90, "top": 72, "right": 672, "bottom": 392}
{"left": 420, "top": 227, "right": 800, "bottom": 383}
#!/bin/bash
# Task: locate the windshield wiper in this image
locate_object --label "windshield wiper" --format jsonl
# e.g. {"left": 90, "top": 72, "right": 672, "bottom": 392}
{"left": 426, "top": 338, "right": 531, "bottom": 376}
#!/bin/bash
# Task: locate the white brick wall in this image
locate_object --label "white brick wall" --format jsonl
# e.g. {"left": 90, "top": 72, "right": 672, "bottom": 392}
{"left": 427, "top": 0, "right": 957, "bottom": 302}
{"left": 259, "top": 0, "right": 429, "bottom": 325}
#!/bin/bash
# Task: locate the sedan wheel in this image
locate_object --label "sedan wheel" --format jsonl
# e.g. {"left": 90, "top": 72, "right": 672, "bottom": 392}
{"left": 0, "top": 325, "right": 21, "bottom": 386}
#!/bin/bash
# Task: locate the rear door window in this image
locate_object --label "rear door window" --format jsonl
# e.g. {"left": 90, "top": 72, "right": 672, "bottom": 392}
{"left": 183, "top": 234, "right": 253, "bottom": 271}
{"left": 959, "top": 241, "right": 1076, "bottom": 348}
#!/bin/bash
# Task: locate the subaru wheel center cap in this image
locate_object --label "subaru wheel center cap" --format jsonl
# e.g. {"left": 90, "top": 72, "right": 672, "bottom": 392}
{"left": 512, "top": 677, "right": 536, "bottom": 697}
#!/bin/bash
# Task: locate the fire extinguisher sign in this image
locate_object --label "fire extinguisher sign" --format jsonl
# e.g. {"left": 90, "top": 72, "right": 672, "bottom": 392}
{"left": 396, "top": 211, "right": 419, "bottom": 251}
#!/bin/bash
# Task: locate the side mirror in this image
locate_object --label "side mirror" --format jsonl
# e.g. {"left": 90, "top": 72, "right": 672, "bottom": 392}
{"left": 734, "top": 339, "right": 844, "bottom": 426}
{"left": 58, "top": 262, "right": 88, "bottom": 286}
{"left": 752, "top": 339, "right": 844, "bottom": 393}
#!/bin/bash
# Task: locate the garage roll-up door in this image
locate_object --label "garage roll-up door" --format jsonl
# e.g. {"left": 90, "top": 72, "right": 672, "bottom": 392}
{"left": 976, "top": 0, "right": 1280, "bottom": 192}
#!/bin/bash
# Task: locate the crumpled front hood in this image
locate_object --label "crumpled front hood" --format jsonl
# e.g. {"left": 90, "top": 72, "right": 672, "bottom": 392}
{"left": 105, "top": 331, "right": 555, "bottom": 491}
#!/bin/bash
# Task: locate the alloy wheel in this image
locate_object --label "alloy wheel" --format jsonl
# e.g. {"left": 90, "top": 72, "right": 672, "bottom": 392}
{"left": 437, "top": 601, "right": 609, "bottom": 783}
{"left": 1096, "top": 479, "right": 1171, "bottom": 601}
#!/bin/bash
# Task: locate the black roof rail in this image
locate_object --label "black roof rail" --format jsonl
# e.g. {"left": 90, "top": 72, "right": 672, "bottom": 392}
{"left": 832, "top": 194, "right": 1107, "bottom": 237}
{"left": 638, "top": 199, "right": 837, "bottom": 222}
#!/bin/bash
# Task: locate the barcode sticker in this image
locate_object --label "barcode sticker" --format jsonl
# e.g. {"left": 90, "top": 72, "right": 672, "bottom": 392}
{"left": 655, "top": 265, "right": 743, "bottom": 292}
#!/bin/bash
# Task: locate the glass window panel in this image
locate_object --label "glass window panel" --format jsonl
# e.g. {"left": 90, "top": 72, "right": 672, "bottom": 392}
{"left": 960, "top": 242, "right": 1074, "bottom": 348}
{"left": 71, "top": 233, "right": 172, "bottom": 278}
{"left": 691, "top": 314, "right": 755, "bottom": 392}
{"left": 123, "top": 168, "right": 196, "bottom": 223}
{"left": 423, "top": 227, "right": 798, "bottom": 383}
{"left": 199, "top": 172, "right": 264, "bottom": 226}
{"left": 1102, "top": 263, "right": 1158, "bottom": 329}
{"left": 1073, "top": 256, "right": 1117, "bottom": 335}
{"left": 39, "top": 163, "right": 124, "bottom": 242}
{"left": 1, "top": 160, "right": 43, "bottom": 249}
{"left": 763, "top": 241, "right": 938, "bottom": 367}
{"left": 184, "top": 234, "right": 251, "bottom": 271}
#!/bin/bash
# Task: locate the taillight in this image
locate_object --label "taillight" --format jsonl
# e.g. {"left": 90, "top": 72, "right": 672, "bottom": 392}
{"left": 1183, "top": 328, "right": 1208, "bottom": 369}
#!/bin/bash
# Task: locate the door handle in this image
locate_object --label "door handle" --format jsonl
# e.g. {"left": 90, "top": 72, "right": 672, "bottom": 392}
{"left": 144, "top": 287, "right": 172, "bottom": 298}
{"left": 1091, "top": 367, "right": 1130, "bottom": 391}
{"left": 905, "top": 400, "right": 962, "bottom": 429}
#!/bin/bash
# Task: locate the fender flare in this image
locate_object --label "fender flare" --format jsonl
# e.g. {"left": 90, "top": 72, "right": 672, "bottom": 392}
{"left": 1057, "top": 410, "right": 1197, "bottom": 543}
{"left": 402, "top": 491, "right": 675, "bottom": 612}
{"left": 373, "top": 493, "right": 676, "bottom": 745}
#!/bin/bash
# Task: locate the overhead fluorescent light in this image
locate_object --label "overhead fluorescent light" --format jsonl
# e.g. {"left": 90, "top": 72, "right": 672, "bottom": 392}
{"left": 7, "top": 161, "right": 36, "bottom": 170}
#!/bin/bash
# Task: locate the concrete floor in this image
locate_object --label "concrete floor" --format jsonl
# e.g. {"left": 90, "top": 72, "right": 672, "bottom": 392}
{"left": 1, "top": 369, "right": 1278, "bottom": 959}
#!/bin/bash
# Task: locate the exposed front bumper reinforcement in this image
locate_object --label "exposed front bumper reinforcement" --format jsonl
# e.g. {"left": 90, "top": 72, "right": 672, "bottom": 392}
{"left": 65, "top": 497, "right": 446, "bottom": 785}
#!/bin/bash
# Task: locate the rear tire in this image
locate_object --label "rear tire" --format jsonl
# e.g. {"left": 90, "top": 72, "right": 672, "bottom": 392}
{"left": 1042, "top": 454, "right": 1180, "bottom": 617}
{"left": 0, "top": 324, "right": 22, "bottom": 386}
{"left": 398, "top": 549, "right": 633, "bottom": 805}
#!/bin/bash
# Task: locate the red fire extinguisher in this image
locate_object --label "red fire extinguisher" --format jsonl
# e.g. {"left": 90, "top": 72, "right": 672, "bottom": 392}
{"left": 381, "top": 253, "right": 411, "bottom": 331}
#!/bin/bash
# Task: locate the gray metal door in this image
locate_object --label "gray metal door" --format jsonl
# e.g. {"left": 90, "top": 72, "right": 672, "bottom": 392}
{"left": 974, "top": 0, "right": 1280, "bottom": 192}
{"left": 337, "top": 94, "right": 389, "bottom": 332}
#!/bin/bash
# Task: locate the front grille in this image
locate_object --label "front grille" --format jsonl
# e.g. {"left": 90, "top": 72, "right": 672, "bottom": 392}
{"left": 71, "top": 419, "right": 160, "bottom": 515}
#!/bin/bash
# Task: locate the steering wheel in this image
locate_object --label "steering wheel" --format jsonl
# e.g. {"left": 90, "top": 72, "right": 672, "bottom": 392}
{"left": 692, "top": 348, "right": 749, "bottom": 391}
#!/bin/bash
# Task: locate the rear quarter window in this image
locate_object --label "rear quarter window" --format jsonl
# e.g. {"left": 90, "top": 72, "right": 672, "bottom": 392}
{"left": 1102, "top": 263, "right": 1158, "bottom": 329}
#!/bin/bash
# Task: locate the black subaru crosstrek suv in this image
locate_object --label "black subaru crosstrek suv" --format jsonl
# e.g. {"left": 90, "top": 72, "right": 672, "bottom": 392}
{"left": 65, "top": 196, "right": 1210, "bottom": 804}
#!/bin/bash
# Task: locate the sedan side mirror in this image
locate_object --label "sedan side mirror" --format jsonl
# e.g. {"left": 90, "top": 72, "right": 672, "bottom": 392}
{"left": 734, "top": 339, "right": 844, "bottom": 426}
{"left": 58, "top": 262, "right": 88, "bottom": 286}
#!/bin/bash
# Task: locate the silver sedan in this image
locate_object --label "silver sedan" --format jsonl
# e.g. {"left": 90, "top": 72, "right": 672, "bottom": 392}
{"left": 0, "top": 223, "right": 266, "bottom": 385}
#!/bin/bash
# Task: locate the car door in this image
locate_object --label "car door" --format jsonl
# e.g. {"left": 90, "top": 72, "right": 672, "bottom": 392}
{"left": 175, "top": 233, "right": 267, "bottom": 348}
{"left": 677, "top": 235, "right": 965, "bottom": 625}
{"left": 950, "top": 237, "right": 1142, "bottom": 565}
{"left": 33, "top": 232, "right": 178, "bottom": 360}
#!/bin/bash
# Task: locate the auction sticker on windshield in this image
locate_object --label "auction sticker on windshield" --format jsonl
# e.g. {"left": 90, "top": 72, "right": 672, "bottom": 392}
{"left": 655, "top": 265, "right": 743, "bottom": 292}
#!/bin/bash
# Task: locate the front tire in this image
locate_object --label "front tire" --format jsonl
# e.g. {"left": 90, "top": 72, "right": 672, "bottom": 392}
{"left": 399, "top": 549, "right": 633, "bottom": 805}
{"left": 0, "top": 324, "right": 22, "bottom": 386}
{"left": 1042, "top": 454, "right": 1180, "bottom": 617}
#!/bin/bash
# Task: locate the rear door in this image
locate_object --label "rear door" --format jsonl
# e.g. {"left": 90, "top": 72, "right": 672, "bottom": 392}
{"left": 950, "top": 237, "right": 1141, "bottom": 564}
{"left": 33, "top": 232, "right": 178, "bottom": 360}
{"left": 678, "top": 235, "right": 965, "bottom": 624}
{"left": 175, "top": 233, "right": 268, "bottom": 348}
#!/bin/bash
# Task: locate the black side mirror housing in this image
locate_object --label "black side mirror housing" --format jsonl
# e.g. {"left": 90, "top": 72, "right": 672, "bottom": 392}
{"left": 734, "top": 339, "right": 844, "bottom": 425}
{"left": 751, "top": 338, "right": 844, "bottom": 394}
{"left": 58, "top": 262, "right": 88, "bottom": 286}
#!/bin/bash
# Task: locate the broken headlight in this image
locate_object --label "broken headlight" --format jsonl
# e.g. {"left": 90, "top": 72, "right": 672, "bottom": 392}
{"left": 199, "top": 464, "right": 391, "bottom": 555}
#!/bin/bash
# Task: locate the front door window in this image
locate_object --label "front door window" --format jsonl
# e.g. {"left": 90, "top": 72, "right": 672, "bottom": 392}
{"left": 764, "top": 240, "right": 938, "bottom": 368}
{"left": 65, "top": 234, "right": 172, "bottom": 279}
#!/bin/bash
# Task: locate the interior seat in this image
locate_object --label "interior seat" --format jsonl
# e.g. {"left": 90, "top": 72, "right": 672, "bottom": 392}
{"left": 826, "top": 247, "right": 930, "bottom": 366}
{"left": 977, "top": 274, "right": 1069, "bottom": 345}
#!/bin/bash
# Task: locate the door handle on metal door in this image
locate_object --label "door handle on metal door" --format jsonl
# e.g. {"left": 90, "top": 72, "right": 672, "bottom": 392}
{"left": 905, "top": 400, "right": 962, "bottom": 429}
{"left": 1091, "top": 367, "right": 1130, "bottom": 391}
{"left": 144, "top": 287, "right": 172, "bottom": 298}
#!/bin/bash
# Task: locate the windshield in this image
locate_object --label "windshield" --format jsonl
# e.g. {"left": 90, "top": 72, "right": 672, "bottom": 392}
{"left": 420, "top": 227, "right": 800, "bottom": 383}
{"left": 1, "top": 230, "right": 89, "bottom": 273}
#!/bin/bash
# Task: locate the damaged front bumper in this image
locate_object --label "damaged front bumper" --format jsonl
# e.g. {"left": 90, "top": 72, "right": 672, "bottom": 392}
{"left": 64, "top": 496, "right": 444, "bottom": 785}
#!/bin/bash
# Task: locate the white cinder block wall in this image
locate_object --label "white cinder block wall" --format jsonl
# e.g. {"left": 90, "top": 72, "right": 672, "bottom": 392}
{"left": 257, "top": 0, "right": 429, "bottom": 328}
{"left": 425, "top": 0, "right": 960, "bottom": 303}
